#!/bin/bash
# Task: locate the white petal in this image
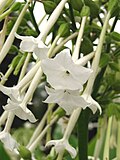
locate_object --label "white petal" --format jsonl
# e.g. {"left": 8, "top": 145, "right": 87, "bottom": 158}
{"left": 59, "top": 91, "right": 88, "bottom": 115}
{"left": 82, "top": 94, "right": 102, "bottom": 114}
{"left": 3, "top": 100, "right": 37, "bottom": 123}
{"left": 0, "top": 132, "right": 18, "bottom": 151}
{"left": 65, "top": 141, "right": 77, "bottom": 158}
{"left": 44, "top": 87, "right": 64, "bottom": 104}
{"left": 20, "top": 39, "right": 36, "bottom": 52}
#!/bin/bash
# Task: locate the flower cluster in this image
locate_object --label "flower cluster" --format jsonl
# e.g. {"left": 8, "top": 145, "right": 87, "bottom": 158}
{"left": 41, "top": 50, "right": 92, "bottom": 114}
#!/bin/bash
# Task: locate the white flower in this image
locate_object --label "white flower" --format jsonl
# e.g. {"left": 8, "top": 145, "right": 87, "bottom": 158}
{"left": 3, "top": 99, "right": 37, "bottom": 123}
{"left": 46, "top": 138, "right": 77, "bottom": 159}
{"left": 15, "top": 34, "right": 49, "bottom": 60}
{"left": 0, "top": 84, "right": 21, "bottom": 101}
{"left": 41, "top": 51, "right": 92, "bottom": 91}
{"left": 0, "top": 131, "right": 18, "bottom": 151}
{"left": 44, "top": 87, "right": 89, "bottom": 115}
{"left": 82, "top": 94, "right": 102, "bottom": 114}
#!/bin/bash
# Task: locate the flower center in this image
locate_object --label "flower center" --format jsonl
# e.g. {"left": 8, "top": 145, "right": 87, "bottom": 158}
{"left": 65, "top": 70, "right": 70, "bottom": 75}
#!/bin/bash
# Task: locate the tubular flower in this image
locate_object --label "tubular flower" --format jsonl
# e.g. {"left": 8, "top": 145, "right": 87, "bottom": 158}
{"left": 3, "top": 99, "right": 37, "bottom": 123}
{"left": 46, "top": 138, "right": 77, "bottom": 159}
{"left": 15, "top": 34, "right": 49, "bottom": 60}
{"left": 41, "top": 51, "right": 92, "bottom": 91}
{"left": 44, "top": 87, "right": 89, "bottom": 115}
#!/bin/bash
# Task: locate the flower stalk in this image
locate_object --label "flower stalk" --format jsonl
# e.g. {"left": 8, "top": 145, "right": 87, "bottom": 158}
{"left": 38, "top": 0, "right": 68, "bottom": 40}
{"left": 72, "top": 16, "right": 87, "bottom": 62}
{"left": 103, "top": 116, "right": 113, "bottom": 160}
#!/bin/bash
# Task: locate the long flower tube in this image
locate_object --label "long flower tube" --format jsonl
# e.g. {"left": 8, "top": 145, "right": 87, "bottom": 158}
{"left": 0, "top": 1, "right": 30, "bottom": 64}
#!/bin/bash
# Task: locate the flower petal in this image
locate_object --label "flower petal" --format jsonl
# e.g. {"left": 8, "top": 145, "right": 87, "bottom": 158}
{"left": 82, "top": 94, "right": 102, "bottom": 114}
{"left": 65, "top": 141, "right": 77, "bottom": 158}
{"left": 44, "top": 87, "right": 89, "bottom": 115}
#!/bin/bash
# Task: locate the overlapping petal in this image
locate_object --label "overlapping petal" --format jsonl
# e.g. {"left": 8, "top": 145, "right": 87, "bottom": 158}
{"left": 46, "top": 138, "right": 77, "bottom": 158}
{"left": 44, "top": 87, "right": 89, "bottom": 115}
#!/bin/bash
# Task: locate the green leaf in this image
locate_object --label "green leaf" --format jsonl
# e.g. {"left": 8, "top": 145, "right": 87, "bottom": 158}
{"left": 84, "top": 0, "right": 100, "bottom": 18}
{"left": 106, "top": 103, "right": 120, "bottom": 120}
{"left": 99, "top": 53, "right": 110, "bottom": 68}
{"left": 109, "top": 62, "right": 120, "bottom": 71}
{"left": 0, "top": 142, "right": 11, "bottom": 160}
{"left": 42, "top": 1, "right": 57, "bottom": 14}
{"left": 109, "top": 32, "right": 120, "bottom": 42}
{"left": 70, "top": 0, "right": 84, "bottom": 12}
{"left": 80, "top": 36, "right": 93, "bottom": 54}
{"left": 108, "top": 0, "right": 118, "bottom": 12}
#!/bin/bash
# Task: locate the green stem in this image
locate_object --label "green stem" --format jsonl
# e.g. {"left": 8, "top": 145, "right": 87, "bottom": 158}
{"left": 117, "top": 120, "right": 120, "bottom": 159}
{"left": 84, "top": 11, "right": 111, "bottom": 95}
{"left": 27, "top": 104, "right": 55, "bottom": 147}
{"left": 0, "top": 65, "right": 14, "bottom": 85}
{"left": 72, "top": 16, "right": 87, "bottom": 62}
{"left": 52, "top": 32, "right": 78, "bottom": 55}
{"left": 103, "top": 116, "right": 113, "bottom": 160}
{"left": 94, "top": 117, "right": 107, "bottom": 159}
{"left": 28, "top": 115, "right": 58, "bottom": 152}
{"left": 77, "top": 109, "right": 91, "bottom": 160}
{"left": 0, "top": 8, "right": 11, "bottom": 21}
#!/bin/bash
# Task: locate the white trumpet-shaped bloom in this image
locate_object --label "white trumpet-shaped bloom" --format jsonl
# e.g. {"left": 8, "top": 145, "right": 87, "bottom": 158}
{"left": 15, "top": 34, "right": 49, "bottom": 60}
{"left": 82, "top": 94, "right": 102, "bottom": 114}
{"left": 41, "top": 51, "right": 92, "bottom": 91}
{"left": 3, "top": 99, "right": 37, "bottom": 123}
{"left": 0, "top": 131, "right": 18, "bottom": 151}
{"left": 44, "top": 87, "right": 89, "bottom": 115}
{"left": 46, "top": 138, "right": 77, "bottom": 159}
{"left": 0, "top": 84, "right": 21, "bottom": 101}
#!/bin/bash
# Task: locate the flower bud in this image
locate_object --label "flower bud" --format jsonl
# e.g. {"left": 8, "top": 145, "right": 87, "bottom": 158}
{"left": 0, "top": 0, "right": 14, "bottom": 14}
{"left": 10, "top": 2, "right": 21, "bottom": 11}
{"left": 80, "top": 5, "right": 90, "bottom": 17}
{"left": 42, "top": 1, "right": 56, "bottom": 14}
{"left": 58, "top": 23, "right": 70, "bottom": 37}
{"left": 18, "top": 145, "right": 32, "bottom": 160}
{"left": 70, "top": 0, "right": 84, "bottom": 12}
